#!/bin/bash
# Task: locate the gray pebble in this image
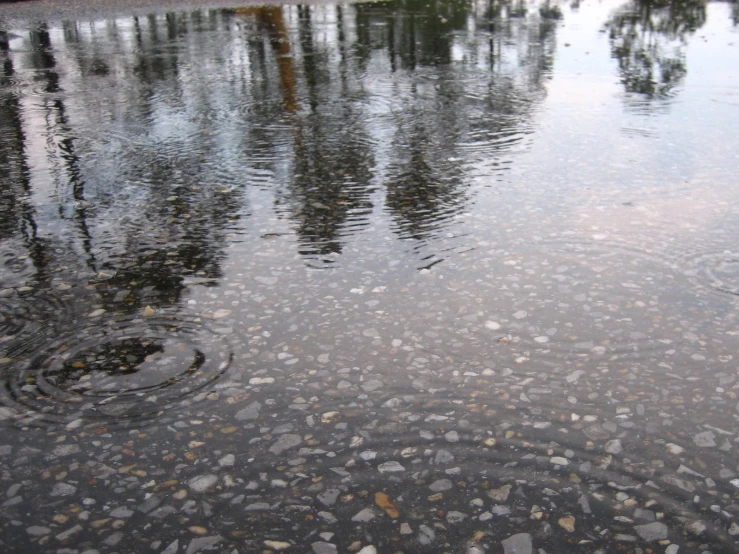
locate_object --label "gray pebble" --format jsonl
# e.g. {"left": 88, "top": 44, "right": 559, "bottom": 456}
{"left": 269, "top": 434, "right": 302, "bottom": 455}
{"left": 311, "top": 542, "right": 337, "bottom": 554}
{"left": 501, "top": 532, "right": 532, "bottom": 554}
{"left": 429, "top": 479, "right": 453, "bottom": 492}
{"left": 634, "top": 522, "right": 668, "bottom": 541}
{"left": 188, "top": 474, "right": 219, "bottom": 493}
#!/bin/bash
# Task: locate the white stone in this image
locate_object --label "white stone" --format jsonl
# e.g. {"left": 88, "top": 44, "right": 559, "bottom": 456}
{"left": 188, "top": 474, "right": 218, "bottom": 493}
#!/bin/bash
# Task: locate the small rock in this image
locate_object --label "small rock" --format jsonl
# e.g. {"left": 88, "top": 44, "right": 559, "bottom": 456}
{"left": 634, "top": 522, "right": 668, "bottom": 541}
{"left": 434, "top": 450, "right": 455, "bottom": 464}
{"left": 357, "top": 547, "right": 377, "bottom": 554}
{"left": 269, "top": 434, "right": 302, "bottom": 455}
{"left": 558, "top": 515, "right": 575, "bottom": 532}
{"left": 311, "top": 542, "right": 337, "bottom": 554}
{"left": 501, "top": 533, "right": 533, "bottom": 554}
{"left": 56, "top": 525, "right": 83, "bottom": 541}
{"left": 686, "top": 520, "right": 706, "bottom": 536}
{"left": 488, "top": 484, "right": 512, "bottom": 503}
{"left": 693, "top": 431, "right": 716, "bottom": 447}
{"left": 351, "top": 508, "right": 376, "bottom": 522}
{"left": 605, "top": 439, "right": 623, "bottom": 454}
{"left": 263, "top": 541, "right": 292, "bottom": 551}
{"left": 244, "top": 502, "right": 270, "bottom": 511}
{"left": 186, "top": 535, "right": 221, "bottom": 554}
{"left": 361, "top": 379, "right": 383, "bottom": 392}
{"left": 188, "top": 474, "right": 218, "bottom": 493}
{"left": 235, "top": 401, "right": 261, "bottom": 421}
{"left": 583, "top": 424, "right": 609, "bottom": 440}
{"left": 317, "top": 489, "right": 340, "bottom": 507}
{"left": 218, "top": 454, "right": 235, "bottom": 467}
{"left": 378, "top": 461, "right": 405, "bottom": 473}
{"left": 447, "top": 511, "right": 467, "bottom": 524}
{"left": 109, "top": 507, "right": 134, "bottom": 519}
{"left": 51, "top": 483, "right": 77, "bottom": 497}
{"left": 429, "top": 479, "right": 453, "bottom": 492}
{"left": 418, "top": 524, "right": 436, "bottom": 545}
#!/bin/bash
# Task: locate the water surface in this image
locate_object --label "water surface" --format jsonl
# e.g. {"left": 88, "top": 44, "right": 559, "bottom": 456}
{"left": 1, "top": 0, "right": 739, "bottom": 552}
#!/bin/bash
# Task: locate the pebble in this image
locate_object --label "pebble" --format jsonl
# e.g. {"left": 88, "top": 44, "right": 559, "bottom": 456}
{"left": 351, "top": 508, "right": 376, "bottom": 522}
{"left": 418, "top": 524, "right": 436, "bottom": 545}
{"left": 50, "top": 483, "right": 77, "bottom": 497}
{"left": 56, "top": 525, "right": 83, "bottom": 541}
{"left": 188, "top": 474, "right": 218, "bottom": 493}
{"left": 218, "top": 454, "right": 235, "bottom": 467}
{"left": 185, "top": 536, "right": 221, "bottom": 554}
{"left": 634, "top": 522, "right": 668, "bottom": 541}
{"left": 269, "top": 434, "right": 302, "bottom": 455}
{"left": 235, "top": 402, "right": 261, "bottom": 421}
{"left": 263, "top": 541, "right": 292, "bottom": 550}
{"left": 447, "top": 510, "right": 467, "bottom": 523}
{"left": 488, "top": 484, "right": 512, "bottom": 502}
{"left": 378, "top": 461, "right": 405, "bottom": 473}
{"left": 445, "top": 430, "right": 460, "bottom": 442}
{"left": 558, "top": 515, "right": 575, "bottom": 532}
{"left": 693, "top": 431, "right": 716, "bottom": 447}
{"left": 501, "top": 533, "right": 533, "bottom": 554}
{"left": 311, "top": 542, "right": 337, "bottom": 554}
{"left": 429, "top": 479, "right": 453, "bottom": 492}
{"left": 317, "top": 489, "right": 340, "bottom": 506}
{"left": 109, "top": 507, "right": 134, "bottom": 518}
{"left": 434, "top": 450, "right": 455, "bottom": 464}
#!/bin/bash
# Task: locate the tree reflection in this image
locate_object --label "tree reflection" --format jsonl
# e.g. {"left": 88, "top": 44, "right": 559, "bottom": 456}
{"left": 605, "top": 0, "right": 706, "bottom": 99}
{"left": 0, "top": 13, "right": 246, "bottom": 315}
{"left": 0, "top": 32, "right": 53, "bottom": 283}
{"left": 355, "top": 0, "right": 556, "bottom": 257}
{"left": 0, "top": 1, "right": 562, "bottom": 290}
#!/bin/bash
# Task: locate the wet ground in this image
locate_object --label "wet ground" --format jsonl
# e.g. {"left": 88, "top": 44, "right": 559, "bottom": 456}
{"left": 1, "top": 0, "right": 739, "bottom": 553}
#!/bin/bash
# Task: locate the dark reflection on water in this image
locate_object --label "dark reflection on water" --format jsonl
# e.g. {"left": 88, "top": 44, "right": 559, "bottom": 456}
{"left": 605, "top": 0, "right": 706, "bottom": 101}
{"left": 1, "top": 1, "right": 739, "bottom": 553}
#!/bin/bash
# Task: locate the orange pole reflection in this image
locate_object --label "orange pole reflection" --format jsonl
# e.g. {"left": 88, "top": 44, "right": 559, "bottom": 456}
{"left": 236, "top": 7, "right": 298, "bottom": 112}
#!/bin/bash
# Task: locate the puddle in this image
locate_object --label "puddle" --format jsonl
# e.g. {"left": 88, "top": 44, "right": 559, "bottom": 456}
{"left": 1, "top": 0, "right": 739, "bottom": 552}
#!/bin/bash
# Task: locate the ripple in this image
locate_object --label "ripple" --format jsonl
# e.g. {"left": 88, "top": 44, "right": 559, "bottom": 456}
{"left": 683, "top": 251, "right": 739, "bottom": 298}
{"left": 0, "top": 314, "right": 232, "bottom": 428}
{"left": 0, "top": 301, "right": 27, "bottom": 343}
{"left": 0, "top": 290, "right": 79, "bottom": 358}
